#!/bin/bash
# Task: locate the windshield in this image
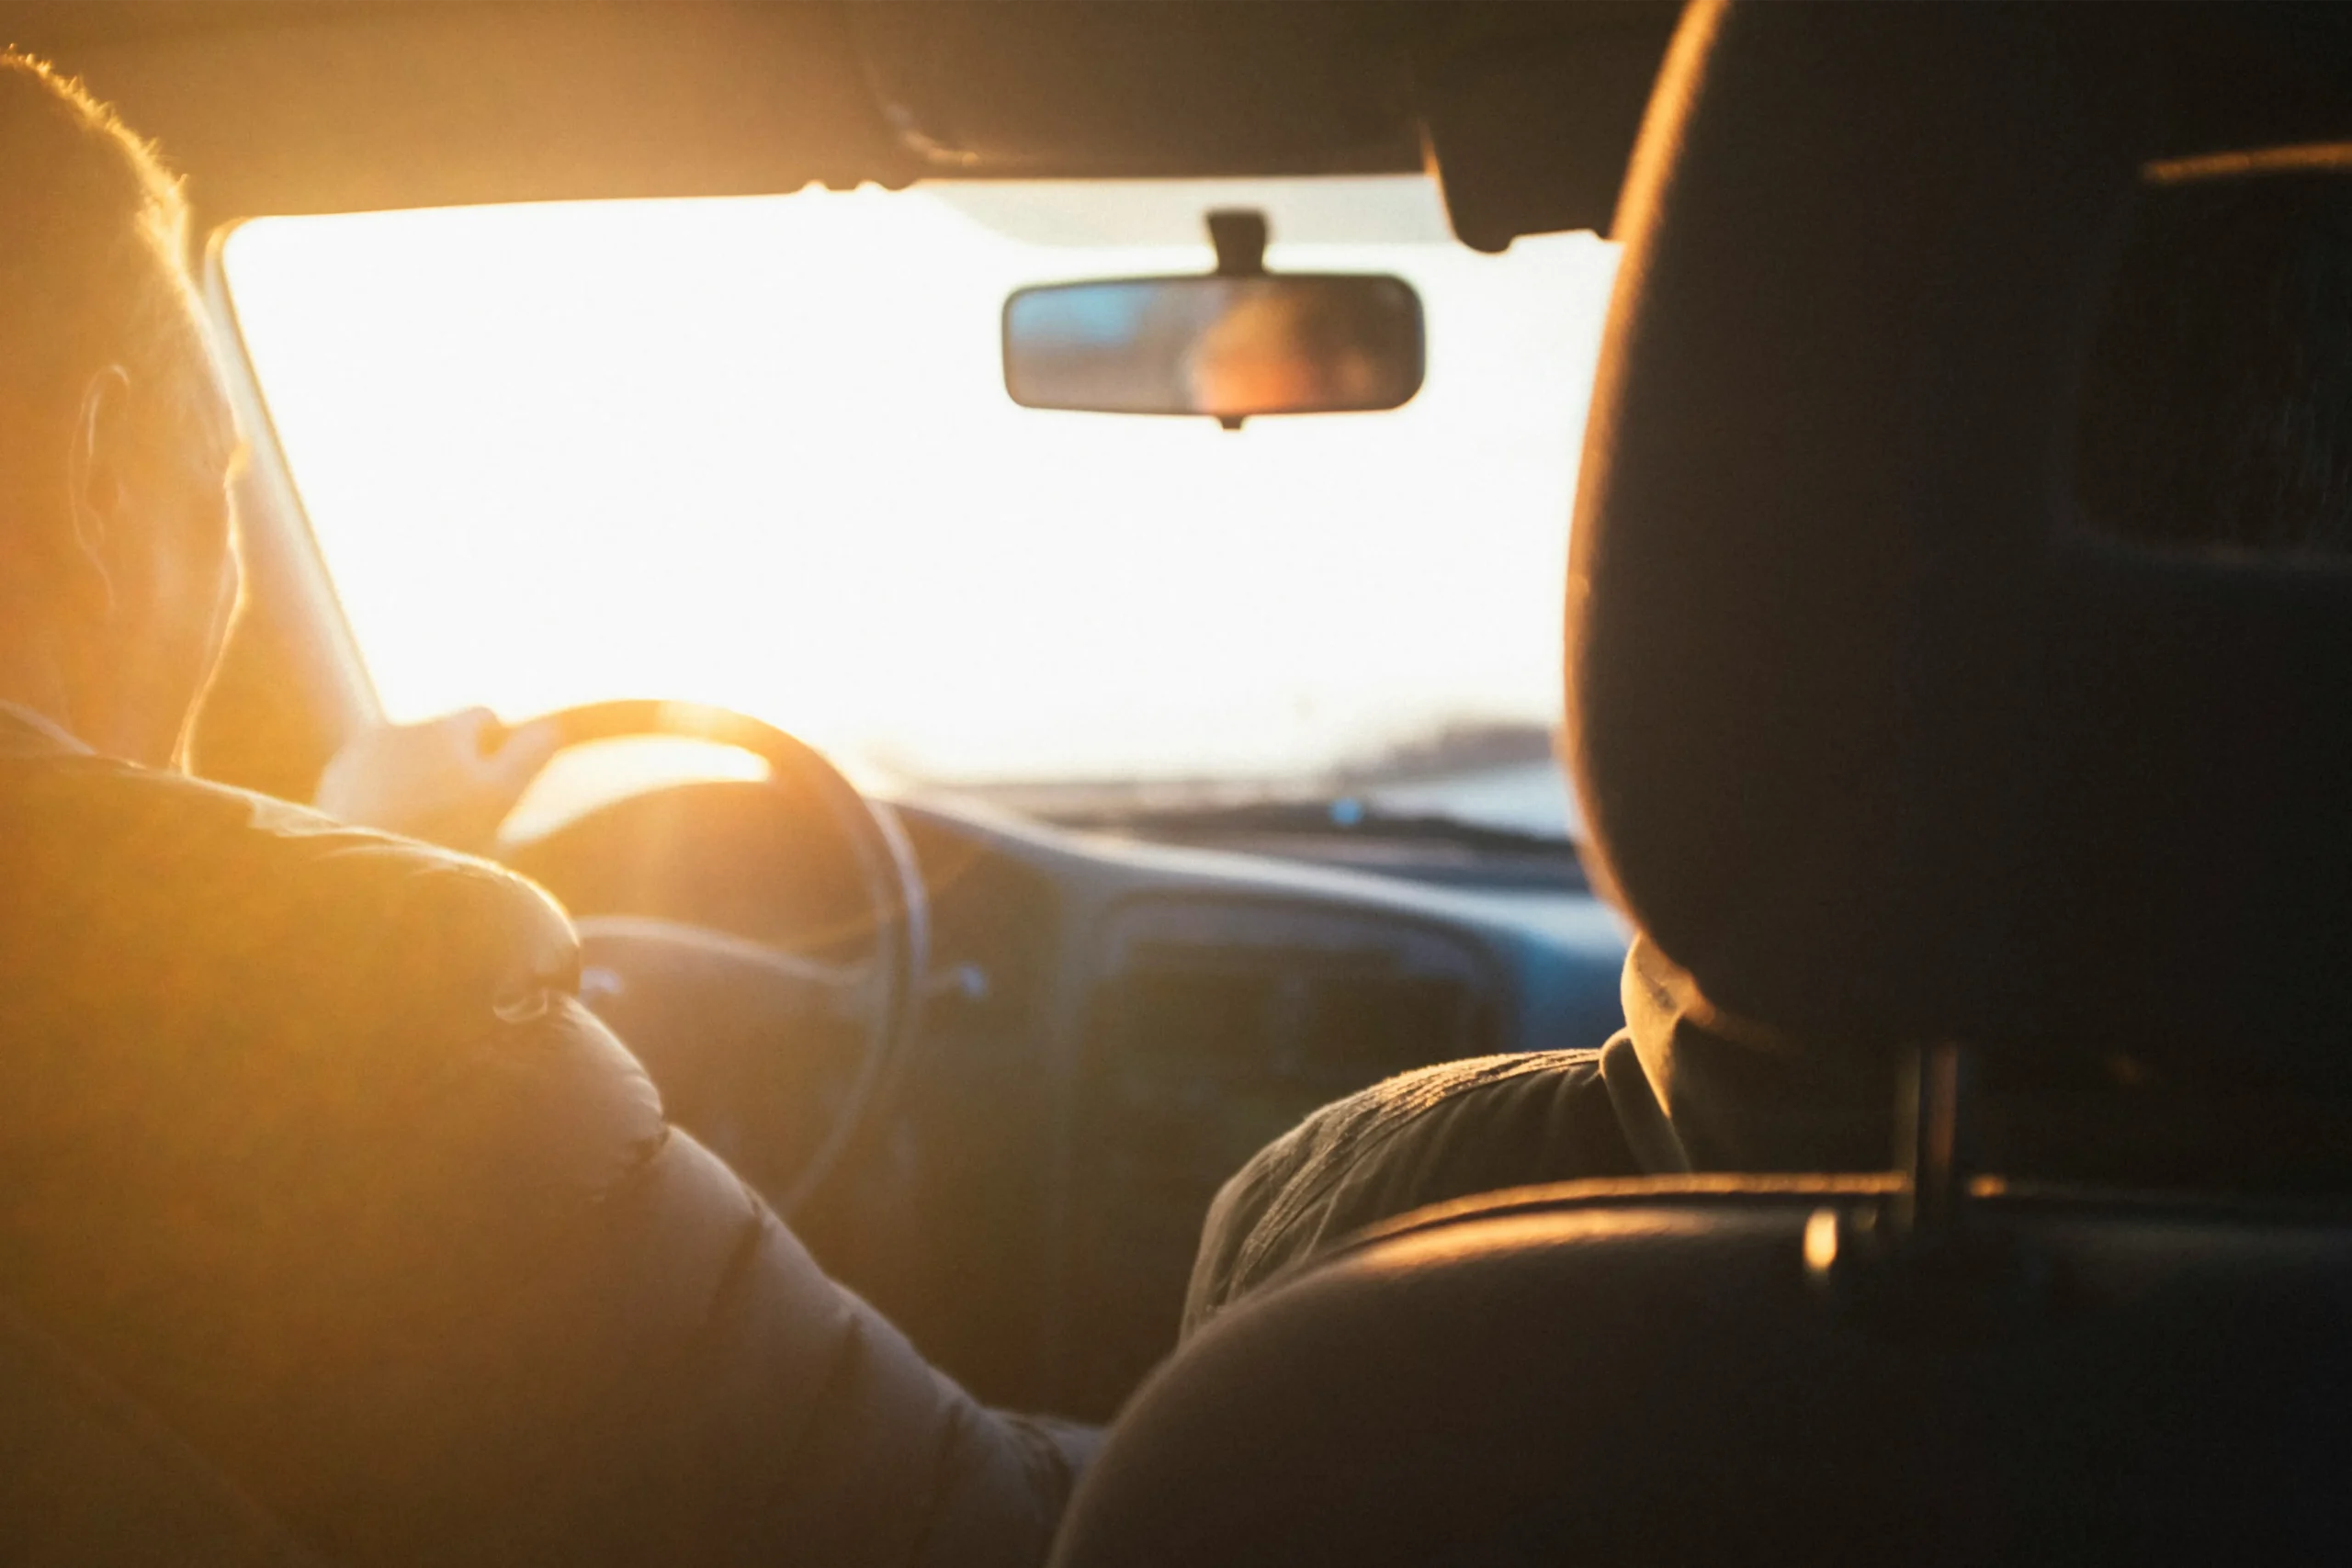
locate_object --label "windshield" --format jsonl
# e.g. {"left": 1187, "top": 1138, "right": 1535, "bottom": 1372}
{"left": 224, "top": 176, "right": 1617, "bottom": 839}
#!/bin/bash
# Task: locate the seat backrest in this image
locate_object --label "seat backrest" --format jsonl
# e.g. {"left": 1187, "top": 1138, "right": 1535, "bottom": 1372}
{"left": 0, "top": 1295, "right": 316, "bottom": 1567}
{"left": 1052, "top": 5, "right": 2352, "bottom": 1562}
{"left": 1051, "top": 1179, "right": 2352, "bottom": 1566}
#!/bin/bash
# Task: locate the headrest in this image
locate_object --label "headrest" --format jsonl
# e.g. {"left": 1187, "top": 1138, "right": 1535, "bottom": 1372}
{"left": 1566, "top": 3, "right": 2352, "bottom": 1081}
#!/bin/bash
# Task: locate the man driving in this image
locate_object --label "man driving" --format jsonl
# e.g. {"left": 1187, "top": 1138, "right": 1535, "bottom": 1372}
{"left": 0, "top": 53, "right": 1087, "bottom": 1566}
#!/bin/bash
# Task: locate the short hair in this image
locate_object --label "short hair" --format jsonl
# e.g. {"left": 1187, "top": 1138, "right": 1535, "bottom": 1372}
{"left": 0, "top": 52, "right": 229, "bottom": 490}
{"left": 2078, "top": 170, "right": 2352, "bottom": 556}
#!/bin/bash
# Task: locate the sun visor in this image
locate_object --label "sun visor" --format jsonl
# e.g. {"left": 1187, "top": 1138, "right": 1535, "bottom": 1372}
{"left": 851, "top": 3, "right": 1422, "bottom": 178}
{"left": 20, "top": 2, "right": 917, "bottom": 218}
{"left": 1419, "top": 23, "right": 1673, "bottom": 252}
{"left": 12, "top": 1, "right": 1683, "bottom": 219}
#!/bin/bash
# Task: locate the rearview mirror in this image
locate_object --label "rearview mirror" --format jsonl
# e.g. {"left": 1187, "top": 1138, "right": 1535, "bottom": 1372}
{"left": 1003, "top": 274, "right": 1425, "bottom": 424}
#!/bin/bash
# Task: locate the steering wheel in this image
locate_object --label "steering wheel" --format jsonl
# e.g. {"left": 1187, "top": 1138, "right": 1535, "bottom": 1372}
{"left": 510, "top": 699, "right": 929, "bottom": 1217}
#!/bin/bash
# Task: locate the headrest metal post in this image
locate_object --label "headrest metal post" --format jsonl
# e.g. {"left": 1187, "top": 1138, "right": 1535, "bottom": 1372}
{"left": 1893, "top": 1042, "right": 1977, "bottom": 1241}
{"left": 1808, "top": 1039, "right": 2044, "bottom": 1332}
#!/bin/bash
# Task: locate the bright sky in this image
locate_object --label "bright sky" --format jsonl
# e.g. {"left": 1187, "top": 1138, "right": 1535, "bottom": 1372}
{"left": 225, "top": 175, "right": 1618, "bottom": 787}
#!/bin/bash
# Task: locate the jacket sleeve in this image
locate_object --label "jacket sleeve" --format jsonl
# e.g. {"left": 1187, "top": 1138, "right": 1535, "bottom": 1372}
{"left": 0, "top": 759, "right": 1089, "bottom": 1567}
{"left": 1182, "top": 1049, "right": 1640, "bottom": 1337}
{"left": 351, "top": 981, "right": 1093, "bottom": 1568}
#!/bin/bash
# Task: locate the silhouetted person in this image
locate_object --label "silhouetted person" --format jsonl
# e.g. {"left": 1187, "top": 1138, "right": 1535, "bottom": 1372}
{"left": 0, "top": 53, "right": 1089, "bottom": 1565}
{"left": 1182, "top": 282, "right": 1413, "bottom": 418}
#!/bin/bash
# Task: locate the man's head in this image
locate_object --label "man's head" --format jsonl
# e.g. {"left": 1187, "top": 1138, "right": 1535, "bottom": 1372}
{"left": 0, "top": 53, "right": 238, "bottom": 767}
{"left": 1182, "top": 285, "right": 1411, "bottom": 418}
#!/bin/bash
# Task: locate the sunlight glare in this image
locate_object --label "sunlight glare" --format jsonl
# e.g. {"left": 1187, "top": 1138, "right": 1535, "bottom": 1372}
{"left": 224, "top": 177, "right": 1617, "bottom": 788}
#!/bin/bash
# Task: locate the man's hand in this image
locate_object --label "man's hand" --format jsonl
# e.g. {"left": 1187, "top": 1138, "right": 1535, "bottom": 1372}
{"left": 312, "top": 707, "right": 562, "bottom": 854}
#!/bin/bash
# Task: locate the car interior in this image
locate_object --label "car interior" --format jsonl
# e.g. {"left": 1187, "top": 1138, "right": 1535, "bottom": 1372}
{"left": 6, "top": 1, "right": 2352, "bottom": 1562}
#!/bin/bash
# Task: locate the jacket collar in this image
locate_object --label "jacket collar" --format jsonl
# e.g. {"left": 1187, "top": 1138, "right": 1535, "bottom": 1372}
{"left": 1623, "top": 931, "right": 1895, "bottom": 1173}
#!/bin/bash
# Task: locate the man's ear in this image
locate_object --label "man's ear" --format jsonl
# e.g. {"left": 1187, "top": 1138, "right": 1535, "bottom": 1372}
{"left": 64, "top": 365, "right": 134, "bottom": 621}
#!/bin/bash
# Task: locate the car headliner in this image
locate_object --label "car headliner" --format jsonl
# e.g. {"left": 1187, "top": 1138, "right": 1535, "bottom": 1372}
{"left": 0, "top": 1, "right": 1678, "bottom": 243}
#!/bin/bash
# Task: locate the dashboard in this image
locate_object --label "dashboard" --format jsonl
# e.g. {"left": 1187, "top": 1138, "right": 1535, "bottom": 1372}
{"left": 507, "top": 784, "right": 1629, "bottom": 1421}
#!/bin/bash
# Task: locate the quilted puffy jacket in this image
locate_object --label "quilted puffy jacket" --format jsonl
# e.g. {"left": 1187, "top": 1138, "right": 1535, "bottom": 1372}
{"left": 0, "top": 716, "right": 1090, "bottom": 1565}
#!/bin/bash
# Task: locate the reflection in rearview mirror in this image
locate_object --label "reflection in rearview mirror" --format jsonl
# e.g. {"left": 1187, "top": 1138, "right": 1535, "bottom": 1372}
{"left": 1003, "top": 275, "right": 1425, "bottom": 423}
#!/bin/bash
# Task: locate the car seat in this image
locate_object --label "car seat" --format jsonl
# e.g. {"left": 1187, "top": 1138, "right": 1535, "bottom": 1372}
{"left": 1047, "top": 6, "right": 2352, "bottom": 1563}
